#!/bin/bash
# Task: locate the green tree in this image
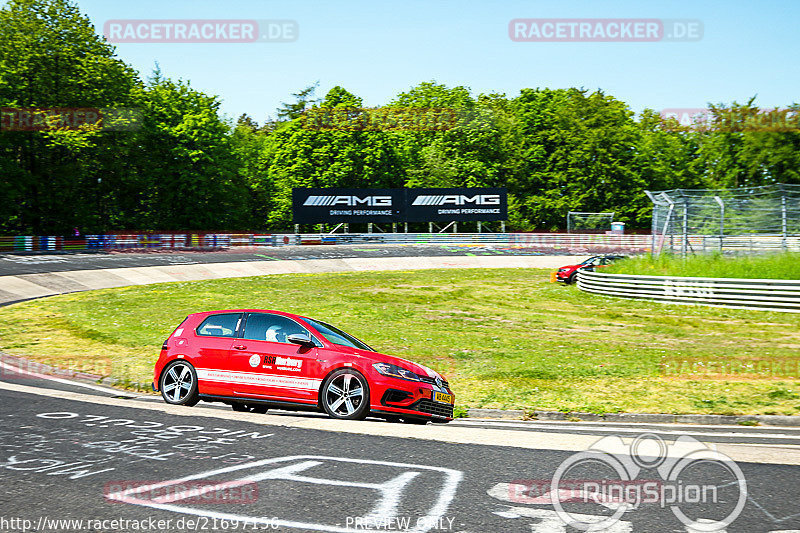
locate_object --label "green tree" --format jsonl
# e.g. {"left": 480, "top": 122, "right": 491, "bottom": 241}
{"left": 0, "top": 0, "right": 139, "bottom": 233}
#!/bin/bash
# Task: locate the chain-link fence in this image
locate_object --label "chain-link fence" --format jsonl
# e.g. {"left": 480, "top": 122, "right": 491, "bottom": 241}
{"left": 646, "top": 184, "right": 800, "bottom": 255}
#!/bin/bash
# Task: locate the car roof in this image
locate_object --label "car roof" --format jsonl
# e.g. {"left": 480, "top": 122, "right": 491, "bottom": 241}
{"left": 190, "top": 309, "right": 302, "bottom": 319}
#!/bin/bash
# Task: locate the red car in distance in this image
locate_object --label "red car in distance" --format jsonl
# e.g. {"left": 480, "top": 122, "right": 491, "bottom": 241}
{"left": 153, "top": 310, "right": 455, "bottom": 424}
{"left": 555, "top": 255, "right": 626, "bottom": 284}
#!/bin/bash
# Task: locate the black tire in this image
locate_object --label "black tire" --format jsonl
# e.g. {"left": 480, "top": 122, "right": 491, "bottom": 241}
{"left": 232, "top": 402, "right": 268, "bottom": 414}
{"left": 160, "top": 360, "right": 199, "bottom": 406}
{"left": 320, "top": 368, "right": 370, "bottom": 420}
{"left": 567, "top": 272, "right": 578, "bottom": 285}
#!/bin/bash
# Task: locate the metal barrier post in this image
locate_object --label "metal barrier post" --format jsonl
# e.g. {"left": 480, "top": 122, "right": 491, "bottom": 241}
{"left": 713, "top": 195, "right": 725, "bottom": 252}
{"left": 781, "top": 185, "right": 788, "bottom": 250}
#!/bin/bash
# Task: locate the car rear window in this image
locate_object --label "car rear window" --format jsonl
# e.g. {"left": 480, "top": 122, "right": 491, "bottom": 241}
{"left": 196, "top": 313, "right": 241, "bottom": 337}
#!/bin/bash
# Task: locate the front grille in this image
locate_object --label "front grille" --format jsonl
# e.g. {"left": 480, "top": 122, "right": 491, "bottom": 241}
{"left": 418, "top": 376, "right": 450, "bottom": 388}
{"left": 411, "top": 399, "right": 454, "bottom": 419}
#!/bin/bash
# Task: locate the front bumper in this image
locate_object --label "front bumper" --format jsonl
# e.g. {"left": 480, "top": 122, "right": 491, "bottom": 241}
{"left": 371, "top": 379, "right": 455, "bottom": 421}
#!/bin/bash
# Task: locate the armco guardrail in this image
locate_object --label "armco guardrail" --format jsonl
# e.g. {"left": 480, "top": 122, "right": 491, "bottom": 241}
{"left": 0, "top": 232, "right": 651, "bottom": 253}
{"left": 577, "top": 270, "right": 800, "bottom": 313}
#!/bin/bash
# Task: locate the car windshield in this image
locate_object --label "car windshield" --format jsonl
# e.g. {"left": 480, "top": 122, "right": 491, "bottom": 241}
{"left": 302, "top": 317, "right": 374, "bottom": 351}
{"left": 580, "top": 256, "right": 600, "bottom": 265}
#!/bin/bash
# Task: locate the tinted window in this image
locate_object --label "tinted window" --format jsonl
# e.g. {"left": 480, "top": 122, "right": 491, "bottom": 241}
{"left": 302, "top": 317, "right": 374, "bottom": 351}
{"left": 197, "top": 313, "right": 241, "bottom": 337}
{"left": 243, "top": 313, "right": 313, "bottom": 344}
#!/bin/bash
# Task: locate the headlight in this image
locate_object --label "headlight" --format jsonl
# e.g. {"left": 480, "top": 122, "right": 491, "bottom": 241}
{"left": 558, "top": 268, "right": 570, "bottom": 272}
{"left": 373, "top": 362, "right": 420, "bottom": 381}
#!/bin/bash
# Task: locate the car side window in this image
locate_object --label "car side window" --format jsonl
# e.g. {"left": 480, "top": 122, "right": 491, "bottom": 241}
{"left": 197, "top": 313, "right": 241, "bottom": 337}
{"left": 242, "top": 313, "right": 313, "bottom": 344}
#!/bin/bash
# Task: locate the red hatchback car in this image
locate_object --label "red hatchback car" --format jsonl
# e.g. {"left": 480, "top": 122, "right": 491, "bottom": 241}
{"left": 555, "top": 254, "right": 626, "bottom": 284}
{"left": 153, "top": 310, "right": 455, "bottom": 423}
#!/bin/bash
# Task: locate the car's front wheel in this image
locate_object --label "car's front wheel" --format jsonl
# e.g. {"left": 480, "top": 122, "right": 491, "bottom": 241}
{"left": 567, "top": 271, "right": 578, "bottom": 284}
{"left": 160, "top": 360, "right": 199, "bottom": 406}
{"left": 321, "top": 369, "right": 370, "bottom": 420}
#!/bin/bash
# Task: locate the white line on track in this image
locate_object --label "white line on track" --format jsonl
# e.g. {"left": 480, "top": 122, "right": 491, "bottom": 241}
{"left": 451, "top": 419, "right": 800, "bottom": 441}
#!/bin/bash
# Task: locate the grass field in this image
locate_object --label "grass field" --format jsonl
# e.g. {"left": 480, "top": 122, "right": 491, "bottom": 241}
{"left": 1, "top": 268, "right": 799, "bottom": 416}
{"left": 605, "top": 252, "right": 800, "bottom": 279}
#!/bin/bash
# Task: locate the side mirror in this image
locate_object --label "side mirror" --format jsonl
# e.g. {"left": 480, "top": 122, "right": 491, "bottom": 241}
{"left": 287, "top": 333, "right": 316, "bottom": 348}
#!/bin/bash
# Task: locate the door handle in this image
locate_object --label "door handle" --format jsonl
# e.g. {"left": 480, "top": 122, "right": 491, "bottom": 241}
{"left": 233, "top": 344, "right": 247, "bottom": 350}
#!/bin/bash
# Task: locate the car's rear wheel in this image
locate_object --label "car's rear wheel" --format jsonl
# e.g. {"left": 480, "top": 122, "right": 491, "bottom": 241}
{"left": 231, "top": 402, "right": 268, "bottom": 414}
{"left": 160, "top": 360, "right": 199, "bottom": 406}
{"left": 321, "top": 369, "right": 370, "bottom": 420}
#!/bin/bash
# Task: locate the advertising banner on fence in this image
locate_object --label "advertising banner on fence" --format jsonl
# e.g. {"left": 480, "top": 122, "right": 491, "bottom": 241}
{"left": 404, "top": 187, "right": 507, "bottom": 222}
{"left": 292, "top": 188, "right": 507, "bottom": 224}
{"left": 292, "top": 188, "right": 404, "bottom": 224}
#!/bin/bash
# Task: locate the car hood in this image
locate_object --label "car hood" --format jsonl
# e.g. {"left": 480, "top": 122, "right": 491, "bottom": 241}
{"left": 329, "top": 345, "right": 448, "bottom": 382}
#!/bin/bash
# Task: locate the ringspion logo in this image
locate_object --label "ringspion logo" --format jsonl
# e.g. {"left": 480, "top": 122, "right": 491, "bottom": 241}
{"left": 104, "top": 19, "right": 298, "bottom": 43}
{"left": 509, "top": 19, "right": 703, "bottom": 42}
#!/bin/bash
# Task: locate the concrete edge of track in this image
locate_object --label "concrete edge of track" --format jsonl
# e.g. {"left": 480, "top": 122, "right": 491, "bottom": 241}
{"left": 0, "top": 254, "right": 580, "bottom": 305}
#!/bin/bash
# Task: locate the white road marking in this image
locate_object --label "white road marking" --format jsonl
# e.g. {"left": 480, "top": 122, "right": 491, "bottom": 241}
{"left": 492, "top": 507, "right": 632, "bottom": 533}
{"left": 453, "top": 419, "right": 800, "bottom": 441}
{"left": 106, "top": 455, "right": 462, "bottom": 533}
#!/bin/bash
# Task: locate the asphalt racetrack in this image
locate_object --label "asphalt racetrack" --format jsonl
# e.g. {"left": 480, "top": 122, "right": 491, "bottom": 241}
{"left": 0, "top": 243, "right": 560, "bottom": 276}
{"left": 1, "top": 245, "right": 799, "bottom": 532}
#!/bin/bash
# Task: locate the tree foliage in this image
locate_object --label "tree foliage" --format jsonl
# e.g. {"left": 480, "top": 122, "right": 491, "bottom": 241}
{"left": 2, "top": 0, "right": 799, "bottom": 235}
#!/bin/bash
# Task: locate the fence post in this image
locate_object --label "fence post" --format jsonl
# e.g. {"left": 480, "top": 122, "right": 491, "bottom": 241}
{"left": 681, "top": 198, "right": 689, "bottom": 256}
{"left": 645, "top": 190, "right": 657, "bottom": 256}
{"left": 781, "top": 185, "right": 788, "bottom": 250}
{"left": 713, "top": 195, "right": 725, "bottom": 252}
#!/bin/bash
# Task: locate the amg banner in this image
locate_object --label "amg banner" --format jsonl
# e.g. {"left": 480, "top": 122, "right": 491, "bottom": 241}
{"left": 292, "top": 187, "right": 507, "bottom": 223}
{"left": 292, "top": 188, "right": 404, "bottom": 224}
{"left": 404, "top": 187, "right": 507, "bottom": 222}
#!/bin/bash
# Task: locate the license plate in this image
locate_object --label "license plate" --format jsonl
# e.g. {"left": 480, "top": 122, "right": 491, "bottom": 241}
{"left": 432, "top": 391, "right": 453, "bottom": 404}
